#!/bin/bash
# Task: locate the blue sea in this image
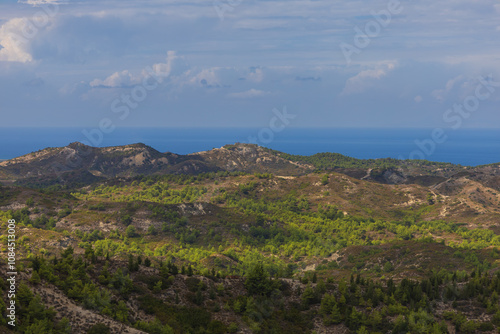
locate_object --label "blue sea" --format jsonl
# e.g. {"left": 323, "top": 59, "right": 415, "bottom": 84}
{"left": 0, "top": 127, "right": 499, "bottom": 166}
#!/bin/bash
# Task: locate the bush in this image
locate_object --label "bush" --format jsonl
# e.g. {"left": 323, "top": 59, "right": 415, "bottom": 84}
{"left": 125, "top": 225, "right": 137, "bottom": 238}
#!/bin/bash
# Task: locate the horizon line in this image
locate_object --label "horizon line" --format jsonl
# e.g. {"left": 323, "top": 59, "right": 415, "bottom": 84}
{"left": 1, "top": 126, "right": 500, "bottom": 130}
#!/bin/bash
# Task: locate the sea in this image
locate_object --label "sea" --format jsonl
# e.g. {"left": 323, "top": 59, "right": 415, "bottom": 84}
{"left": 0, "top": 127, "right": 499, "bottom": 167}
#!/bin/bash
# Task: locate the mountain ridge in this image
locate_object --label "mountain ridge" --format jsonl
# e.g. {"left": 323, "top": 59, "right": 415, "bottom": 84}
{"left": 1, "top": 142, "right": 499, "bottom": 191}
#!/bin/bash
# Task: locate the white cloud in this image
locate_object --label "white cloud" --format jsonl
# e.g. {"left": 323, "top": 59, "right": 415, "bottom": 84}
{"left": 90, "top": 51, "right": 179, "bottom": 88}
{"left": 0, "top": 0, "right": 500, "bottom": 128}
{"left": 228, "top": 88, "right": 270, "bottom": 98}
{"left": 186, "top": 68, "right": 220, "bottom": 87}
{"left": 414, "top": 95, "right": 423, "bottom": 103}
{"left": 431, "top": 75, "right": 463, "bottom": 102}
{"left": 341, "top": 62, "right": 396, "bottom": 95}
{"left": 59, "top": 81, "right": 88, "bottom": 96}
{"left": 0, "top": 18, "right": 34, "bottom": 62}
{"left": 148, "top": 50, "right": 178, "bottom": 78}
{"left": 90, "top": 70, "right": 139, "bottom": 88}
{"left": 19, "top": 0, "right": 61, "bottom": 5}
{"left": 246, "top": 68, "right": 264, "bottom": 83}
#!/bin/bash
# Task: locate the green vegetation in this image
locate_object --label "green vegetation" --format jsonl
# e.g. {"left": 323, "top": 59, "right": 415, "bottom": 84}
{"left": 1, "top": 166, "right": 500, "bottom": 333}
{"left": 265, "top": 148, "right": 459, "bottom": 170}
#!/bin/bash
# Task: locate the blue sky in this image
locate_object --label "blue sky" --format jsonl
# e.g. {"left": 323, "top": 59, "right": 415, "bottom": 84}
{"left": 0, "top": 0, "right": 499, "bottom": 128}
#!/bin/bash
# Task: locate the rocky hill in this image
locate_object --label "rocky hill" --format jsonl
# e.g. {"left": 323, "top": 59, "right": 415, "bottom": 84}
{"left": 0, "top": 143, "right": 313, "bottom": 187}
{"left": 2, "top": 142, "right": 499, "bottom": 199}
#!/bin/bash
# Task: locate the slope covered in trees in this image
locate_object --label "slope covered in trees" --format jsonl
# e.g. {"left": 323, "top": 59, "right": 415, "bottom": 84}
{"left": 0, "top": 156, "right": 499, "bottom": 333}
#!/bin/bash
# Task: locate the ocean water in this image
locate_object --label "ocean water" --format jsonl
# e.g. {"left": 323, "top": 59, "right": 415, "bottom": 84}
{"left": 0, "top": 127, "right": 498, "bottom": 166}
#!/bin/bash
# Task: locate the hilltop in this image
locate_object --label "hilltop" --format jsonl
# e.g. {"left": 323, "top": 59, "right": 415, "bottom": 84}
{"left": 1, "top": 142, "right": 499, "bottom": 191}
{"left": 0, "top": 143, "right": 314, "bottom": 187}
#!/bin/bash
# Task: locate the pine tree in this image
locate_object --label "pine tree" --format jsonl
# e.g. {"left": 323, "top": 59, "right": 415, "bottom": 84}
{"left": 170, "top": 263, "right": 178, "bottom": 275}
{"left": 245, "top": 263, "right": 272, "bottom": 296}
{"left": 329, "top": 304, "right": 342, "bottom": 324}
{"left": 301, "top": 284, "right": 316, "bottom": 307}
{"left": 128, "top": 254, "right": 136, "bottom": 272}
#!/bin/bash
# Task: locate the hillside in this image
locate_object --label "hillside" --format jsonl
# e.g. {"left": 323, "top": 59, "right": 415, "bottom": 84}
{"left": 2, "top": 142, "right": 500, "bottom": 192}
{"left": 0, "top": 144, "right": 500, "bottom": 333}
{"left": 268, "top": 149, "right": 500, "bottom": 190}
{"left": 0, "top": 143, "right": 313, "bottom": 188}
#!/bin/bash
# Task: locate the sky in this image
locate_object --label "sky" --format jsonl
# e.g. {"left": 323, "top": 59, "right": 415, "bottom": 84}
{"left": 0, "top": 0, "right": 499, "bottom": 129}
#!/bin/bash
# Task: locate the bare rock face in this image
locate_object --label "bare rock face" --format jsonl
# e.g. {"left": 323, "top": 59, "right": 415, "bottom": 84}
{"left": 179, "top": 202, "right": 208, "bottom": 216}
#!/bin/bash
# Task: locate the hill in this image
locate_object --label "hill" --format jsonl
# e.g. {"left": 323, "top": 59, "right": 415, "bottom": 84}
{"left": 2, "top": 142, "right": 500, "bottom": 192}
{"left": 0, "top": 143, "right": 313, "bottom": 188}
{"left": 0, "top": 143, "right": 500, "bottom": 333}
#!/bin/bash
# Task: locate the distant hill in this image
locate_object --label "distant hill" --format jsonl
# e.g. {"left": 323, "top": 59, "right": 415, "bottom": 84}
{"left": 1, "top": 142, "right": 499, "bottom": 191}
{"left": 0, "top": 142, "right": 313, "bottom": 187}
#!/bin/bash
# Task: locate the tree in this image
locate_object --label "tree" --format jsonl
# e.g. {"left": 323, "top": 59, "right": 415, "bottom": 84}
{"left": 17, "top": 282, "right": 34, "bottom": 307}
{"left": 357, "top": 326, "right": 369, "bottom": 334}
{"left": 56, "top": 317, "right": 72, "bottom": 334}
{"left": 384, "top": 261, "right": 394, "bottom": 272}
{"left": 136, "top": 319, "right": 174, "bottom": 334}
{"left": 153, "top": 281, "right": 162, "bottom": 293}
{"left": 121, "top": 214, "right": 133, "bottom": 226}
{"left": 128, "top": 254, "right": 139, "bottom": 272}
{"left": 301, "top": 284, "right": 317, "bottom": 307}
{"left": 125, "top": 225, "right": 137, "bottom": 238}
{"left": 391, "top": 314, "right": 409, "bottom": 334}
{"left": 148, "top": 225, "right": 158, "bottom": 235}
{"left": 26, "top": 197, "right": 34, "bottom": 207}
{"left": 244, "top": 263, "right": 273, "bottom": 296}
{"left": 427, "top": 193, "right": 435, "bottom": 205}
{"left": 24, "top": 320, "right": 51, "bottom": 334}
{"left": 329, "top": 304, "right": 343, "bottom": 324}
{"left": 320, "top": 293, "right": 336, "bottom": 316}
{"left": 62, "top": 246, "right": 74, "bottom": 259}
{"left": 30, "top": 271, "right": 41, "bottom": 284}
{"left": 167, "top": 261, "right": 178, "bottom": 275}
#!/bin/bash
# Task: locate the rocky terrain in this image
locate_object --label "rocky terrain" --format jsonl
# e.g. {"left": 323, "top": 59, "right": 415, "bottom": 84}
{"left": 0, "top": 143, "right": 314, "bottom": 187}
{"left": 1, "top": 142, "right": 499, "bottom": 193}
